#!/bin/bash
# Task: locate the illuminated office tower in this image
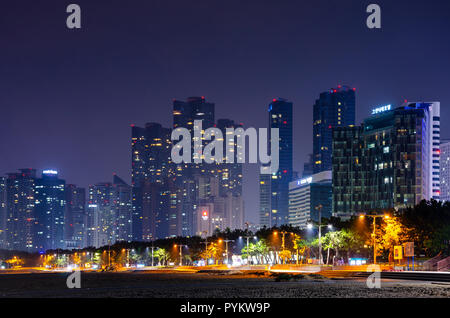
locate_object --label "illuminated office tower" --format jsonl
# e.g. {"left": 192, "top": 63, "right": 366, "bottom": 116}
{"left": 440, "top": 140, "right": 450, "bottom": 202}
{"left": 5, "top": 169, "right": 36, "bottom": 252}
{"left": 259, "top": 98, "right": 293, "bottom": 227}
{"left": 0, "top": 177, "right": 6, "bottom": 249}
{"left": 34, "top": 170, "right": 66, "bottom": 252}
{"left": 65, "top": 184, "right": 86, "bottom": 249}
{"left": 313, "top": 86, "right": 356, "bottom": 173}
{"left": 332, "top": 102, "right": 440, "bottom": 218}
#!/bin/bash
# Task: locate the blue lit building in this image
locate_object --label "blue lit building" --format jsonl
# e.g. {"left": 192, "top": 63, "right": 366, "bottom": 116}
{"left": 313, "top": 86, "right": 356, "bottom": 174}
{"left": 260, "top": 98, "right": 293, "bottom": 227}
{"left": 34, "top": 170, "right": 66, "bottom": 252}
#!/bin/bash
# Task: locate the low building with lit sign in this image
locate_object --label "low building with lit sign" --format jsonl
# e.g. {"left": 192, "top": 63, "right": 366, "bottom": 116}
{"left": 288, "top": 171, "right": 332, "bottom": 228}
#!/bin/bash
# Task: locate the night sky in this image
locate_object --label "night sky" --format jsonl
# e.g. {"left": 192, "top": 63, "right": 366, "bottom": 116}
{"left": 1, "top": 0, "right": 450, "bottom": 223}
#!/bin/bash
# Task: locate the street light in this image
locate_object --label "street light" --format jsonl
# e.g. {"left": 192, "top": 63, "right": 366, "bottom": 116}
{"left": 307, "top": 205, "right": 332, "bottom": 266}
{"left": 174, "top": 244, "right": 188, "bottom": 266}
{"left": 239, "top": 235, "right": 256, "bottom": 266}
{"left": 359, "top": 213, "right": 389, "bottom": 264}
{"left": 222, "top": 239, "right": 234, "bottom": 265}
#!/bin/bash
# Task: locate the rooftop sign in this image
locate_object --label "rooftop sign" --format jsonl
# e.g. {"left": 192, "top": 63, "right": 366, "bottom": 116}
{"left": 371, "top": 104, "right": 391, "bottom": 115}
{"left": 43, "top": 169, "right": 58, "bottom": 175}
{"left": 297, "top": 177, "right": 312, "bottom": 186}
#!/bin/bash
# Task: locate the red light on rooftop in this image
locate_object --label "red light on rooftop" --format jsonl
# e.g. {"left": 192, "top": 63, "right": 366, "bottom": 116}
{"left": 273, "top": 99, "right": 277, "bottom": 102}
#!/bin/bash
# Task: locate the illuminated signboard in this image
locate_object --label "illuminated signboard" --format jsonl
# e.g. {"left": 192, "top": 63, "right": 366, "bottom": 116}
{"left": 297, "top": 177, "right": 312, "bottom": 186}
{"left": 43, "top": 169, "right": 58, "bottom": 175}
{"left": 371, "top": 104, "right": 391, "bottom": 115}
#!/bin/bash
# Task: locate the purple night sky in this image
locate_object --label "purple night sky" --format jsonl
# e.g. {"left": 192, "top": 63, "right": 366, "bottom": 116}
{"left": 1, "top": 0, "right": 450, "bottom": 223}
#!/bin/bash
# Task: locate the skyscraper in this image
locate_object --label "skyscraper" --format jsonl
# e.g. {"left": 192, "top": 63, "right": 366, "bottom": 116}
{"left": 34, "top": 170, "right": 66, "bottom": 252}
{"left": 313, "top": 86, "right": 356, "bottom": 174}
{"left": 88, "top": 182, "right": 113, "bottom": 248}
{"left": 5, "top": 169, "right": 36, "bottom": 252}
{"left": 65, "top": 184, "right": 86, "bottom": 249}
{"left": 259, "top": 98, "right": 293, "bottom": 227}
{"left": 87, "top": 175, "right": 132, "bottom": 247}
{"left": 440, "top": 140, "right": 450, "bottom": 202}
{"left": 216, "top": 119, "right": 244, "bottom": 197}
{"left": 173, "top": 97, "right": 215, "bottom": 236}
{"left": 113, "top": 175, "right": 133, "bottom": 243}
{"left": 332, "top": 102, "right": 440, "bottom": 218}
{"left": 131, "top": 122, "right": 173, "bottom": 241}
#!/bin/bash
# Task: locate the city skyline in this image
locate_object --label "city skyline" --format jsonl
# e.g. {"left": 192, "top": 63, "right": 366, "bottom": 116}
{"left": 2, "top": 0, "right": 450, "bottom": 224}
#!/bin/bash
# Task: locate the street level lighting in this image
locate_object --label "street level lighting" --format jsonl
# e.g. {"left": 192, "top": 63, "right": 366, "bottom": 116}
{"left": 315, "top": 204, "right": 323, "bottom": 265}
{"left": 174, "top": 244, "right": 188, "bottom": 266}
{"left": 222, "top": 239, "right": 234, "bottom": 265}
{"left": 359, "top": 213, "right": 390, "bottom": 264}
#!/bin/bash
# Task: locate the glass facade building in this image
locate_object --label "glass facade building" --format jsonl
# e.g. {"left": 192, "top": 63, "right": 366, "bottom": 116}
{"left": 260, "top": 98, "right": 293, "bottom": 227}
{"left": 332, "top": 102, "right": 440, "bottom": 218}
{"left": 34, "top": 170, "right": 66, "bottom": 252}
{"left": 313, "top": 86, "right": 356, "bottom": 174}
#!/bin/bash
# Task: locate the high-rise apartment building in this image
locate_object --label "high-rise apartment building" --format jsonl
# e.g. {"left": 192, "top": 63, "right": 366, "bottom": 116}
{"left": 131, "top": 122, "right": 173, "bottom": 240}
{"left": 87, "top": 175, "right": 132, "bottom": 247}
{"left": 65, "top": 184, "right": 86, "bottom": 249}
{"left": 5, "top": 169, "right": 36, "bottom": 252}
{"left": 34, "top": 170, "right": 66, "bottom": 252}
{"left": 313, "top": 86, "right": 356, "bottom": 174}
{"left": 172, "top": 97, "right": 217, "bottom": 236}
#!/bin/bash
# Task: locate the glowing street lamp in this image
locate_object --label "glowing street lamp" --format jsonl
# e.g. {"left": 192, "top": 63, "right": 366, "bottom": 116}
{"left": 174, "top": 244, "right": 188, "bottom": 266}
{"left": 221, "top": 239, "right": 234, "bottom": 265}
{"left": 359, "top": 213, "right": 390, "bottom": 264}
